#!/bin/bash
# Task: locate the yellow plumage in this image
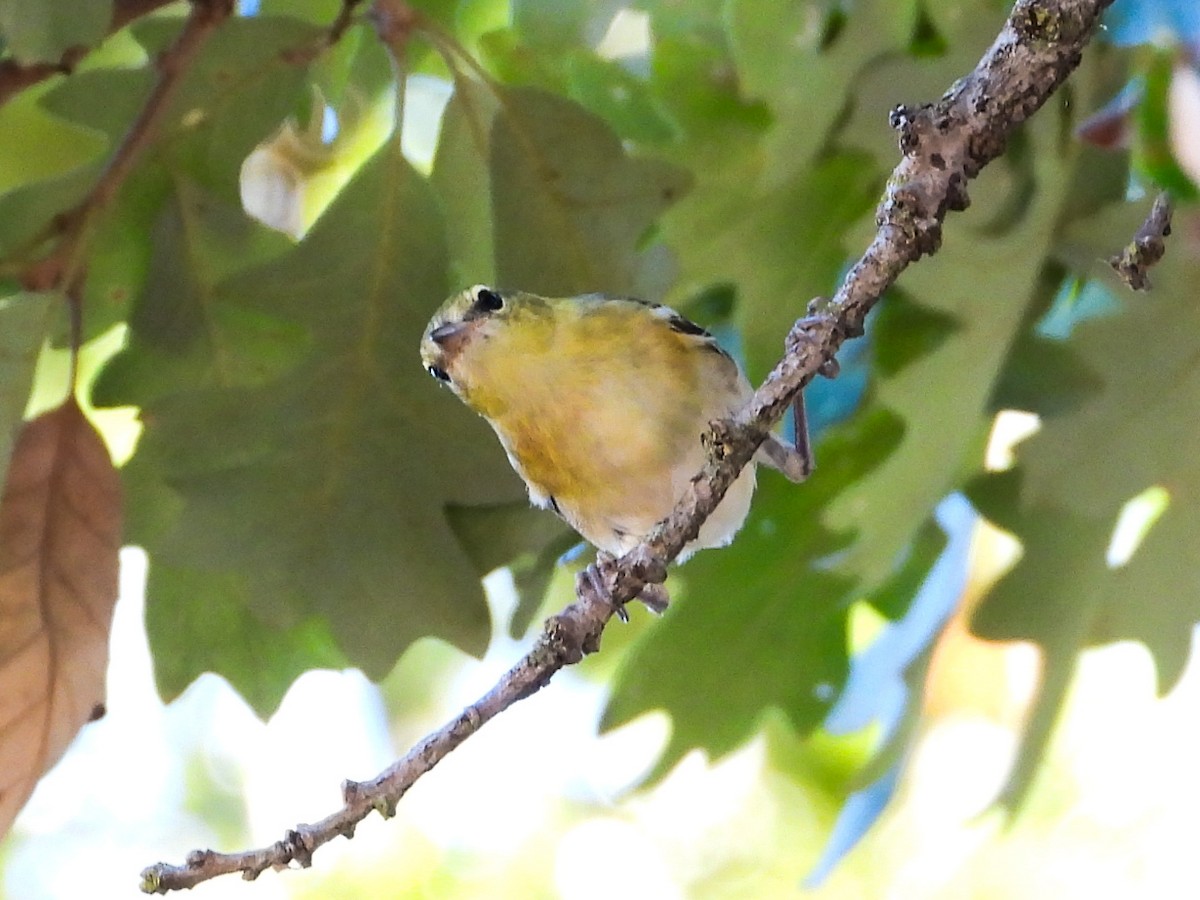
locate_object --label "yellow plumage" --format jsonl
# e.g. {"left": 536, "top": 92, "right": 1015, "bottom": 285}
{"left": 420, "top": 285, "right": 805, "bottom": 564}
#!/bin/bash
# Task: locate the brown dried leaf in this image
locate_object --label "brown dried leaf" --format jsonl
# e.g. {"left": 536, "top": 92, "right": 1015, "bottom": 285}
{"left": 0, "top": 398, "right": 122, "bottom": 838}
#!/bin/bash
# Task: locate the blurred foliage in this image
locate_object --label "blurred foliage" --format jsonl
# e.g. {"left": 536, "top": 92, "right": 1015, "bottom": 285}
{"left": 0, "top": 0, "right": 1198, "bottom": 886}
{"left": 0, "top": 0, "right": 112, "bottom": 64}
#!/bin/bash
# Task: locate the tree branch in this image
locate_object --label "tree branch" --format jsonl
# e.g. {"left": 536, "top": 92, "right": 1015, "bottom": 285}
{"left": 282, "top": 0, "right": 368, "bottom": 66}
{"left": 19, "top": 0, "right": 233, "bottom": 296}
{"left": 9, "top": 0, "right": 360, "bottom": 290}
{"left": 138, "top": 0, "right": 1117, "bottom": 892}
{"left": 1109, "top": 191, "right": 1174, "bottom": 290}
{"left": 0, "top": 0, "right": 180, "bottom": 109}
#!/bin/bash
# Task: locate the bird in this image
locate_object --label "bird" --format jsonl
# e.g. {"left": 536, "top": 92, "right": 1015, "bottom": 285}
{"left": 420, "top": 284, "right": 812, "bottom": 612}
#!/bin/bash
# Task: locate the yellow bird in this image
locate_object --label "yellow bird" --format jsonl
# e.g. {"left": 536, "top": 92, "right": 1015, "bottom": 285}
{"left": 420, "top": 285, "right": 811, "bottom": 607}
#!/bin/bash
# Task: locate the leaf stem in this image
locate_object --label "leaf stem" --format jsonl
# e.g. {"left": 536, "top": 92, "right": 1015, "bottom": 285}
{"left": 367, "top": 0, "right": 416, "bottom": 153}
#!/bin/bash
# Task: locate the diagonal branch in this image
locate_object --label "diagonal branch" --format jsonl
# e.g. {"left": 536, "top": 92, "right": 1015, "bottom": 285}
{"left": 19, "top": 0, "right": 234, "bottom": 298}
{"left": 0, "top": 0, "right": 181, "bottom": 109}
{"left": 12, "top": 0, "right": 363, "bottom": 292}
{"left": 138, "top": 0, "right": 1118, "bottom": 892}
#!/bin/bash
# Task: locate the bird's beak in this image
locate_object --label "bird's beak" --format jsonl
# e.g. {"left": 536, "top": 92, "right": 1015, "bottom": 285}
{"left": 430, "top": 322, "right": 465, "bottom": 348}
{"left": 421, "top": 320, "right": 474, "bottom": 376}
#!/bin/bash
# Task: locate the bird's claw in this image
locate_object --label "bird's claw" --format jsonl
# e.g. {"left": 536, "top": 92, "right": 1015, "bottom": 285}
{"left": 576, "top": 562, "right": 628, "bottom": 621}
{"left": 577, "top": 552, "right": 671, "bottom": 620}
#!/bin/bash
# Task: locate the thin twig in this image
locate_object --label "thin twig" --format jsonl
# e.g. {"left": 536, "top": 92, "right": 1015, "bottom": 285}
{"left": 7, "top": 0, "right": 360, "bottom": 288}
{"left": 0, "top": 0, "right": 180, "bottom": 108}
{"left": 140, "top": 595, "right": 611, "bottom": 891}
{"left": 327, "top": 0, "right": 367, "bottom": 45}
{"left": 1109, "top": 191, "right": 1174, "bottom": 290}
{"left": 282, "top": 0, "right": 368, "bottom": 66}
{"left": 139, "top": 0, "right": 1117, "bottom": 892}
{"left": 19, "top": 0, "right": 233, "bottom": 296}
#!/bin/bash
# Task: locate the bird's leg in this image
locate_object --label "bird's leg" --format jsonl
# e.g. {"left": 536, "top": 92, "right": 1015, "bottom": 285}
{"left": 625, "top": 545, "right": 671, "bottom": 613}
{"left": 577, "top": 550, "right": 671, "bottom": 620}
{"left": 755, "top": 388, "right": 816, "bottom": 483}
{"left": 758, "top": 320, "right": 842, "bottom": 482}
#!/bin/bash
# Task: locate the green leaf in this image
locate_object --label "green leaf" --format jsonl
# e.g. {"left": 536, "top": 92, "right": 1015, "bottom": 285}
{"left": 648, "top": 32, "right": 769, "bottom": 144}
{"left": 664, "top": 152, "right": 880, "bottom": 379}
{"left": 145, "top": 565, "right": 348, "bottom": 714}
{"left": 30, "top": 14, "right": 324, "bottom": 340}
{"left": 508, "top": 529, "right": 581, "bottom": 637}
{"left": 989, "top": 331, "right": 1104, "bottom": 416}
{"left": 0, "top": 89, "right": 109, "bottom": 197}
{"left": 0, "top": 291, "right": 56, "bottom": 484}
{"left": 564, "top": 53, "right": 676, "bottom": 144}
{"left": 445, "top": 500, "right": 578, "bottom": 636}
{"left": 837, "top": 4, "right": 1011, "bottom": 168}
{"left": 870, "top": 289, "right": 960, "bottom": 378}
{"left": 603, "top": 408, "right": 905, "bottom": 778}
{"left": 966, "top": 473, "right": 1116, "bottom": 811}
{"left": 0, "top": 69, "right": 151, "bottom": 258}
{"left": 639, "top": 0, "right": 730, "bottom": 45}
{"left": 607, "top": 0, "right": 1093, "bottom": 782}
{"left": 490, "top": 86, "right": 691, "bottom": 295}
{"left": 864, "top": 514, "right": 947, "bottom": 619}
{"left": 133, "top": 15, "right": 322, "bottom": 201}
{"left": 92, "top": 179, "right": 300, "bottom": 407}
{"left": 476, "top": 27, "right": 569, "bottom": 92}
{"left": 512, "top": 0, "right": 622, "bottom": 50}
{"left": 725, "top": 0, "right": 914, "bottom": 186}
{"left": 969, "top": 201, "right": 1200, "bottom": 806}
{"left": 444, "top": 501, "right": 572, "bottom": 578}
{"left": 257, "top": 0, "right": 344, "bottom": 24}
{"left": 37, "top": 67, "right": 157, "bottom": 142}
{"left": 122, "top": 144, "right": 529, "bottom": 711}
{"left": 1, "top": 26, "right": 296, "bottom": 333}
{"left": 74, "top": 164, "right": 169, "bottom": 343}
{"left": 433, "top": 82, "right": 690, "bottom": 296}
{"left": 1134, "top": 53, "right": 1200, "bottom": 198}
{"left": 822, "top": 97, "right": 1079, "bottom": 592}
{"left": 430, "top": 77, "right": 499, "bottom": 284}
{"left": 0, "top": 0, "right": 112, "bottom": 64}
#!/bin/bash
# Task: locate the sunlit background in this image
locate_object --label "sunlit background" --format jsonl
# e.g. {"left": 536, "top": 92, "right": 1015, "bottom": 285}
{"left": 5, "top": 451, "right": 1200, "bottom": 898}
{"left": 4, "top": 0, "right": 1200, "bottom": 897}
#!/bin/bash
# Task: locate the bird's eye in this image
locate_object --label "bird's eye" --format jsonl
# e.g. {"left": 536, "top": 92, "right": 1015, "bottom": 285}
{"left": 427, "top": 364, "right": 451, "bottom": 383}
{"left": 474, "top": 287, "right": 504, "bottom": 312}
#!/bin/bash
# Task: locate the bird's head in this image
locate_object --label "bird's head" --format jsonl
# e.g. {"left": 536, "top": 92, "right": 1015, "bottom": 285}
{"left": 421, "top": 285, "right": 554, "bottom": 411}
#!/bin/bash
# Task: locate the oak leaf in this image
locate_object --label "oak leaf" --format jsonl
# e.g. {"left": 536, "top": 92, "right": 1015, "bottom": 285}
{"left": 0, "top": 399, "right": 122, "bottom": 838}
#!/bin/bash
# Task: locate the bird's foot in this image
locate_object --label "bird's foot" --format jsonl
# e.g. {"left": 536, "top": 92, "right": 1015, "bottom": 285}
{"left": 578, "top": 550, "right": 671, "bottom": 620}
{"left": 576, "top": 560, "right": 628, "bottom": 622}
